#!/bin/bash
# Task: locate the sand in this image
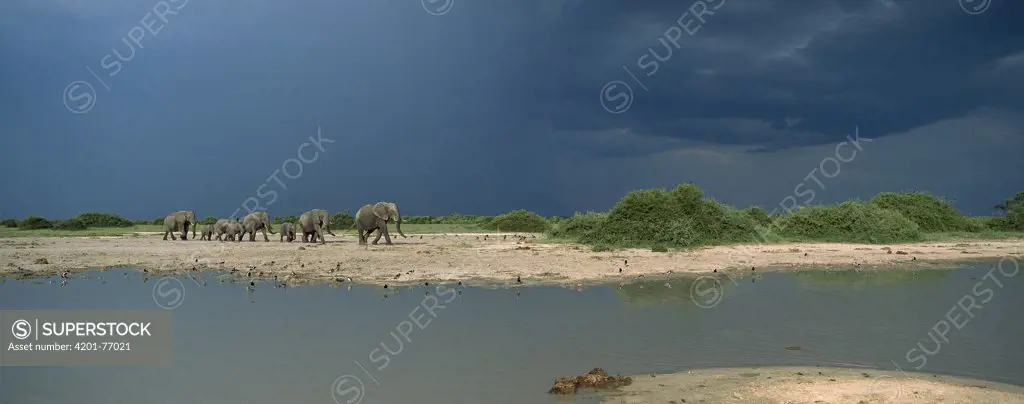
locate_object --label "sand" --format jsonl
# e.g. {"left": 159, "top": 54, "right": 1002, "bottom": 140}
{"left": 601, "top": 366, "right": 1024, "bottom": 403}
{"left": 0, "top": 233, "right": 1021, "bottom": 286}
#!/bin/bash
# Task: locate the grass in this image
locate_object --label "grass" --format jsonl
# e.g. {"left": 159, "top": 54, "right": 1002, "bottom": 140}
{"left": 918, "top": 231, "right": 1024, "bottom": 241}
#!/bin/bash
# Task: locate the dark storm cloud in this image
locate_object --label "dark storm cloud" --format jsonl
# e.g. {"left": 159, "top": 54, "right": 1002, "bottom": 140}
{"left": 0, "top": 0, "right": 1021, "bottom": 219}
{"left": 535, "top": 0, "right": 1024, "bottom": 154}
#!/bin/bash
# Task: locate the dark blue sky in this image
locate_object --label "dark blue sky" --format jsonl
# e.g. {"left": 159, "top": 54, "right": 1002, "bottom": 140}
{"left": 2, "top": 0, "right": 1022, "bottom": 219}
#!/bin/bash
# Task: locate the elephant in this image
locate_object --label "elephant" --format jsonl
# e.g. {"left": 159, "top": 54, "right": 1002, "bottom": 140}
{"left": 213, "top": 219, "right": 241, "bottom": 242}
{"left": 199, "top": 224, "right": 214, "bottom": 241}
{"left": 279, "top": 222, "right": 297, "bottom": 242}
{"left": 221, "top": 220, "right": 244, "bottom": 242}
{"left": 355, "top": 202, "right": 406, "bottom": 245}
{"left": 163, "top": 210, "right": 197, "bottom": 241}
{"left": 240, "top": 212, "right": 276, "bottom": 242}
{"left": 298, "top": 209, "right": 335, "bottom": 244}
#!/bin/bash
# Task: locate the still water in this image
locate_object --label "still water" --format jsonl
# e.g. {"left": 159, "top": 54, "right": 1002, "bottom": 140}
{"left": 1, "top": 262, "right": 1022, "bottom": 404}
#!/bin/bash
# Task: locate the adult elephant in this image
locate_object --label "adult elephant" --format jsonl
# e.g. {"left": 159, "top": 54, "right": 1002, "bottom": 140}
{"left": 298, "top": 209, "right": 336, "bottom": 244}
{"left": 163, "top": 210, "right": 197, "bottom": 241}
{"left": 355, "top": 202, "right": 406, "bottom": 245}
{"left": 241, "top": 212, "right": 276, "bottom": 242}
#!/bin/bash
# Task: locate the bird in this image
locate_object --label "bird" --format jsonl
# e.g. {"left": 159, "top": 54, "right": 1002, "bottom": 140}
{"left": 713, "top": 269, "right": 718, "bottom": 273}
{"left": 249, "top": 281, "right": 255, "bottom": 287}
{"left": 394, "top": 273, "right": 401, "bottom": 279}
{"left": 384, "top": 284, "right": 388, "bottom": 289}
{"left": 516, "top": 275, "right": 522, "bottom": 283}
{"left": 751, "top": 266, "right": 755, "bottom": 271}
{"left": 424, "top": 282, "right": 430, "bottom": 286}
{"left": 619, "top": 268, "right": 623, "bottom": 273}
{"left": 457, "top": 281, "right": 463, "bottom": 286}
{"left": 624, "top": 259, "right": 628, "bottom": 266}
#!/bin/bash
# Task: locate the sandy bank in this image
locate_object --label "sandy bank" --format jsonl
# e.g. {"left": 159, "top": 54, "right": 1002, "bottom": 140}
{"left": 601, "top": 366, "right": 1024, "bottom": 403}
{"left": 0, "top": 233, "right": 1020, "bottom": 286}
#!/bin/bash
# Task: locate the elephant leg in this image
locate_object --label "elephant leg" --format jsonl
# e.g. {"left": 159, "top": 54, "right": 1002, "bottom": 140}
{"left": 163, "top": 229, "right": 169, "bottom": 240}
{"left": 169, "top": 229, "right": 177, "bottom": 240}
{"left": 315, "top": 227, "right": 325, "bottom": 244}
{"left": 262, "top": 228, "right": 269, "bottom": 242}
{"left": 372, "top": 225, "right": 383, "bottom": 245}
{"left": 381, "top": 225, "right": 392, "bottom": 245}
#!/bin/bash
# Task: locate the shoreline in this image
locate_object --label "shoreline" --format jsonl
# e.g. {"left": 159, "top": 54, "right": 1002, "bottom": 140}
{"left": 1, "top": 233, "right": 1021, "bottom": 287}
{"left": 599, "top": 366, "right": 1024, "bottom": 403}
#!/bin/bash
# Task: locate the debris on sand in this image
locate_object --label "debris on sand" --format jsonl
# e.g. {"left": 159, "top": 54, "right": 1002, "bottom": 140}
{"left": 33, "top": 258, "right": 49, "bottom": 264}
{"left": 548, "top": 368, "right": 633, "bottom": 395}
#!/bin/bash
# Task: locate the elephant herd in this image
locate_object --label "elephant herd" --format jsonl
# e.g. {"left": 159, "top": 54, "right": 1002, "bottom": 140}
{"left": 161, "top": 202, "right": 407, "bottom": 245}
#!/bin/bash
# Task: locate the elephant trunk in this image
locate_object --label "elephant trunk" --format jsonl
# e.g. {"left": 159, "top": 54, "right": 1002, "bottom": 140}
{"left": 395, "top": 210, "right": 407, "bottom": 238}
{"left": 266, "top": 219, "right": 276, "bottom": 234}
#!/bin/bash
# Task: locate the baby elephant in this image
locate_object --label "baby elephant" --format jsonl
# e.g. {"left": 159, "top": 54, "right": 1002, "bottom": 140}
{"left": 279, "top": 222, "right": 297, "bottom": 242}
{"left": 214, "top": 219, "right": 244, "bottom": 242}
{"left": 199, "top": 224, "right": 215, "bottom": 241}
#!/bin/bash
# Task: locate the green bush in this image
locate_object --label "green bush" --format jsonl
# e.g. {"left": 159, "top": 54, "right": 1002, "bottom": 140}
{"left": 869, "top": 192, "right": 972, "bottom": 232}
{"left": 199, "top": 216, "right": 218, "bottom": 225}
{"left": 152, "top": 218, "right": 165, "bottom": 225}
{"left": 580, "top": 184, "right": 761, "bottom": 248}
{"left": 964, "top": 217, "right": 992, "bottom": 232}
{"left": 548, "top": 211, "right": 606, "bottom": 239}
{"left": 774, "top": 201, "right": 920, "bottom": 243}
{"left": 990, "top": 191, "right": 1024, "bottom": 231}
{"left": 481, "top": 209, "right": 550, "bottom": 232}
{"left": 329, "top": 211, "right": 354, "bottom": 229}
{"left": 273, "top": 215, "right": 301, "bottom": 225}
{"left": 1, "top": 219, "right": 17, "bottom": 228}
{"left": 74, "top": 212, "right": 133, "bottom": 228}
{"left": 742, "top": 206, "right": 772, "bottom": 226}
{"left": 19, "top": 216, "right": 53, "bottom": 230}
{"left": 52, "top": 218, "right": 88, "bottom": 230}
{"left": 651, "top": 244, "right": 669, "bottom": 252}
{"left": 133, "top": 219, "right": 151, "bottom": 226}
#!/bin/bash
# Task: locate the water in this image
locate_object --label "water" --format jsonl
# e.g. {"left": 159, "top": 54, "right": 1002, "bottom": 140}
{"left": 1, "top": 261, "right": 1022, "bottom": 404}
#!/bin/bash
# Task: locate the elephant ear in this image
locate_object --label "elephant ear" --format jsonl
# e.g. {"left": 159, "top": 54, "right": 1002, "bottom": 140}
{"left": 372, "top": 204, "right": 388, "bottom": 220}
